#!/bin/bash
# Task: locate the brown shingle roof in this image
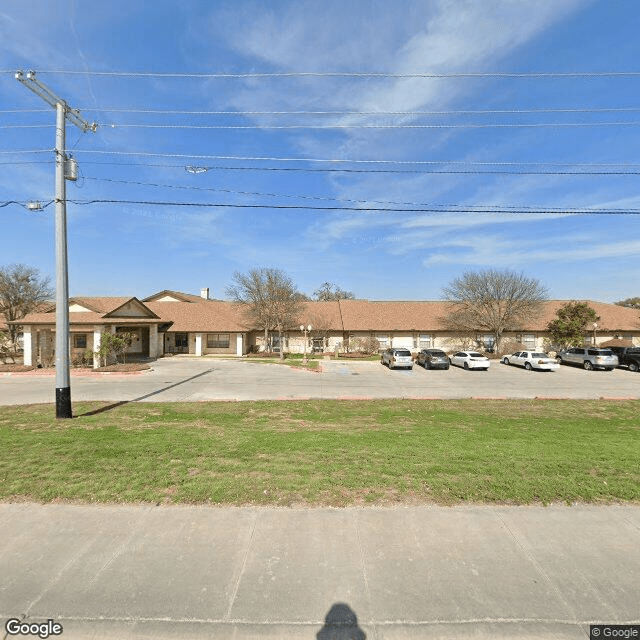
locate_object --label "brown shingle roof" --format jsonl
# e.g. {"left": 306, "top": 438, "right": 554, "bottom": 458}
{"left": 145, "top": 299, "right": 247, "bottom": 332}
{"left": 526, "top": 300, "right": 640, "bottom": 332}
{"left": 10, "top": 295, "right": 640, "bottom": 334}
{"left": 337, "top": 300, "right": 451, "bottom": 331}
{"left": 16, "top": 297, "right": 167, "bottom": 326}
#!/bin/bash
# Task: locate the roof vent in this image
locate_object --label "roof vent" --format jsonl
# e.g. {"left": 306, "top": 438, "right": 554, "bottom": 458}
{"left": 200, "top": 287, "right": 210, "bottom": 300}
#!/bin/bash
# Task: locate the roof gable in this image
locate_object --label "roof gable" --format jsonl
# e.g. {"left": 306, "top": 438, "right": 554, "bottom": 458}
{"left": 69, "top": 303, "right": 94, "bottom": 313}
{"left": 144, "top": 290, "right": 198, "bottom": 303}
{"left": 104, "top": 298, "right": 160, "bottom": 319}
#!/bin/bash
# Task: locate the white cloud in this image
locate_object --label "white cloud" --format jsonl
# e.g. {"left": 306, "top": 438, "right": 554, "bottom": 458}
{"left": 422, "top": 236, "right": 640, "bottom": 267}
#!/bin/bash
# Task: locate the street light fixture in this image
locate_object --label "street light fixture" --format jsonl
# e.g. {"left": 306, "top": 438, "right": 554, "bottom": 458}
{"left": 300, "top": 324, "right": 312, "bottom": 364}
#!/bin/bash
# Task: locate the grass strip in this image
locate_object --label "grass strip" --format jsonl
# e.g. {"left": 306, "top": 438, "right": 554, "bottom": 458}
{"left": 0, "top": 399, "right": 638, "bottom": 506}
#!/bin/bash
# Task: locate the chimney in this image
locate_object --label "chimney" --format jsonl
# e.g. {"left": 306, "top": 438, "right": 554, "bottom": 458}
{"left": 200, "top": 287, "right": 210, "bottom": 300}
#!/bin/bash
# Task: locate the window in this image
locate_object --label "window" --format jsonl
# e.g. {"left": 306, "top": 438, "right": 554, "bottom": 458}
{"left": 522, "top": 334, "right": 535, "bottom": 349}
{"left": 175, "top": 333, "right": 188, "bottom": 348}
{"left": 207, "top": 333, "right": 230, "bottom": 349}
{"left": 73, "top": 334, "right": 87, "bottom": 349}
{"left": 376, "top": 335, "right": 390, "bottom": 347}
{"left": 479, "top": 334, "right": 495, "bottom": 352}
{"left": 418, "top": 334, "right": 432, "bottom": 348}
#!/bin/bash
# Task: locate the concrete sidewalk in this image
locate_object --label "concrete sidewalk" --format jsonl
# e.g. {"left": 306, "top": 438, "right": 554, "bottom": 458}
{"left": 1, "top": 503, "right": 638, "bottom": 639}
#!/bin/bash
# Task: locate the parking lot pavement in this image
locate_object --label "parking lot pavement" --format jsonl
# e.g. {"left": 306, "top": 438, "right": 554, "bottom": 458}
{"left": 1, "top": 503, "right": 638, "bottom": 639}
{"left": 1, "top": 357, "right": 639, "bottom": 405}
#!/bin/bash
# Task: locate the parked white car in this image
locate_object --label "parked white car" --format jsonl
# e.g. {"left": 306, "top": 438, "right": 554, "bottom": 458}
{"left": 449, "top": 351, "right": 490, "bottom": 370}
{"left": 501, "top": 351, "right": 560, "bottom": 371}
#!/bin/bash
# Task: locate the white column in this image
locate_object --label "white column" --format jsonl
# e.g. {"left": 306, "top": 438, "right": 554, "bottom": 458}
{"left": 149, "top": 324, "right": 159, "bottom": 358}
{"left": 93, "top": 325, "right": 104, "bottom": 368}
{"left": 236, "top": 333, "right": 243, "bottom": 356}
{"left": 23, "top": 325, "right": 32, "bottom": 366}
{"left": 195, "top": 333, "right": 203, "bottom": 357}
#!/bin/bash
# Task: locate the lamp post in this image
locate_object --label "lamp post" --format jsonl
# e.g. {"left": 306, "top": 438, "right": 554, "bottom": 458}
{"left": 300, "top": 324, "right": 312, "bottom": 364}
{"left": 16, "top": 70, "right": 96, "bottom": 418}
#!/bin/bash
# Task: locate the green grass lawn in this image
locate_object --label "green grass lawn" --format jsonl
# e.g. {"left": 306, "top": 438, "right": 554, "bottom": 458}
{"left": 1, "top": 399, "right": 638, "bottom": 506}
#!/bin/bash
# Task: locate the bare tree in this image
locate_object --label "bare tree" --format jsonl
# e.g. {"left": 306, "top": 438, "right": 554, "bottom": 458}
{"left": 313, "top": 282, "right": 355, "bottom": 301}
{"left": 442, "top": 269, "right": 548, "bottom": 354}
{"left": 0, "top": 263, "right": 53, "bottom": 348}
{"left": 226, "top": 268, "right": 305, "bottom": 358}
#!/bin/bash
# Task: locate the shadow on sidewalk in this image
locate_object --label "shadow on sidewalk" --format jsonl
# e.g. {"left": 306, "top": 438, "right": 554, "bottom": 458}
{"left": 77, "top": 367, "right": 216, "bottom": 417}
{"left": 317, "top": 603, "right": 366, "bottom": 639}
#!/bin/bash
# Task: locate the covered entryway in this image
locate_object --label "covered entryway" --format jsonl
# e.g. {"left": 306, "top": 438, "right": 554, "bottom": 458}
{"left": 116, "top": 326, "right": 150, "bottom": 357}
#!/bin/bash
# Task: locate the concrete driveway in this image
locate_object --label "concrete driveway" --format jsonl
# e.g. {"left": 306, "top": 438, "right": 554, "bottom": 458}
{"left": 1, "top": 356, "right": 639, "bottom": 405}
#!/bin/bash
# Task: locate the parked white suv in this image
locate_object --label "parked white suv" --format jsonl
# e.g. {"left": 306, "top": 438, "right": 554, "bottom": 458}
{"left": 558, "top": 347, "right": 618, "bottom": 371}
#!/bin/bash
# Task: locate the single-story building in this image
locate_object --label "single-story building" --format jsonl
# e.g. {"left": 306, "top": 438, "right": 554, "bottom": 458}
{"left": 11, "top": 290, "right": 640, "bottom": 366}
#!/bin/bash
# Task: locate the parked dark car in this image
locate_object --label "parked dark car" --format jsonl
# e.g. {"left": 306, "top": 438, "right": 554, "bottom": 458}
{"left": 416, "top": 348, "right": 450, "bottom": 369}
{"left": 606, "top": 346, "right": 640, "bottom": 372}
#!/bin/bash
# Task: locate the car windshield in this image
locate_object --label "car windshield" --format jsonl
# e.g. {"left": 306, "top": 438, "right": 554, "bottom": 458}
{"left": 588, "top": 349, "right": 613, "bottom": 356}
{"left": 429, "top": 351, "right": 447, "bottom": 357}
{"left": 395, "top": 350, "right": 411, "bottom": 356}
{"left": 468, "top": 352, "right": 483, "bottom": 357}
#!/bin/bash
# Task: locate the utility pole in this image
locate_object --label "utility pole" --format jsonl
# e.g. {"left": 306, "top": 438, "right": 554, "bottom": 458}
{"left": 16, "top": 70, "right": 97, "bottom": 418}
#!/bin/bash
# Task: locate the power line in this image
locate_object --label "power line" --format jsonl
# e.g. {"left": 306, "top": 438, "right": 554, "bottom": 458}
{"left": 7, "top": 107, "right": 640, "bottom": 116}
{"left": 46, "top": 198, "right": 640, "bottom": 214}
{"left": 6, "top": 120, "right": 640, "bottom": 130}
{"left": 87, "top": 165, "right": 640, "bottom": 176}
{"left": 66, "top": 150, "right": 640, "bottom": 167}
{"left": 0, "top": 149, "right": 52, "bottom": 154}
{"left": 71, "top": 121, "right": 640, "bottom": 130}
{"left": 6, "top": 196, "right": 639, "bottom": 215}
{"left": 5, "top": 149, "right": 638, "bottom": 173}
{"left": 6, "top": 69, "right": 640, "bottom": 78}
{"left": 82, "top": 176, "right": 640, "bottom": 209}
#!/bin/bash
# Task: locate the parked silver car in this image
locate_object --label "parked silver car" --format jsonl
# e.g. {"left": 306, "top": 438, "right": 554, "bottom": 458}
{"left": 558, "top": 347, "right": 618, "bottom": 371}
{"left": 381, "top": 348, "right": 413, "bottom": 369}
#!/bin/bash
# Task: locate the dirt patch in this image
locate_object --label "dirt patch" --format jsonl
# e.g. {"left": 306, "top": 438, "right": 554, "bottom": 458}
{"left": 96, "top": 363, "right": 151, "bottom": 373}
{"left": 0, "top": 363, "right": 150, "bottom": 374}
{"left": 0, "top": 364, "right": 36, "bottom": 372}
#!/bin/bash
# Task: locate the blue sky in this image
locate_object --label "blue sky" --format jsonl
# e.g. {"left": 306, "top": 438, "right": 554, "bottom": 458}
{"left": 2, "top": 0, "right": 640, "bottom": 302}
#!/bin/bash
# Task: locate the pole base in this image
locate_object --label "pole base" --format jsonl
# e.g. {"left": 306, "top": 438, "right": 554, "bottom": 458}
{"left": 56, "top": 387, "right": 72, "bottom": 419}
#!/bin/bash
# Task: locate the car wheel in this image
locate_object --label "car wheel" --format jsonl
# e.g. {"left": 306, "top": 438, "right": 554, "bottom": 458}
{"left": 629, "top": 362, "right": 639, "bottom": 372}
{"left": 463, "top": 362, "right": 469, "bottom": 370}
{"left": 502, "top": 357, "right": 509, "bottom": 365}
{"left": 583, "top": 360, "right": 593, "bottom": 371}
{"left": 444, "top": 365, "right": 449, "bottom": 370}
{"left": 525, "top": 362, "right": 532, "bottom": 371}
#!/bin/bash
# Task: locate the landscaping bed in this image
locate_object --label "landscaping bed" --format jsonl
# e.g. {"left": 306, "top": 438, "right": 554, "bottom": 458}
{"left": 0, "top": 364, "right": 36, "bottom": 373}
